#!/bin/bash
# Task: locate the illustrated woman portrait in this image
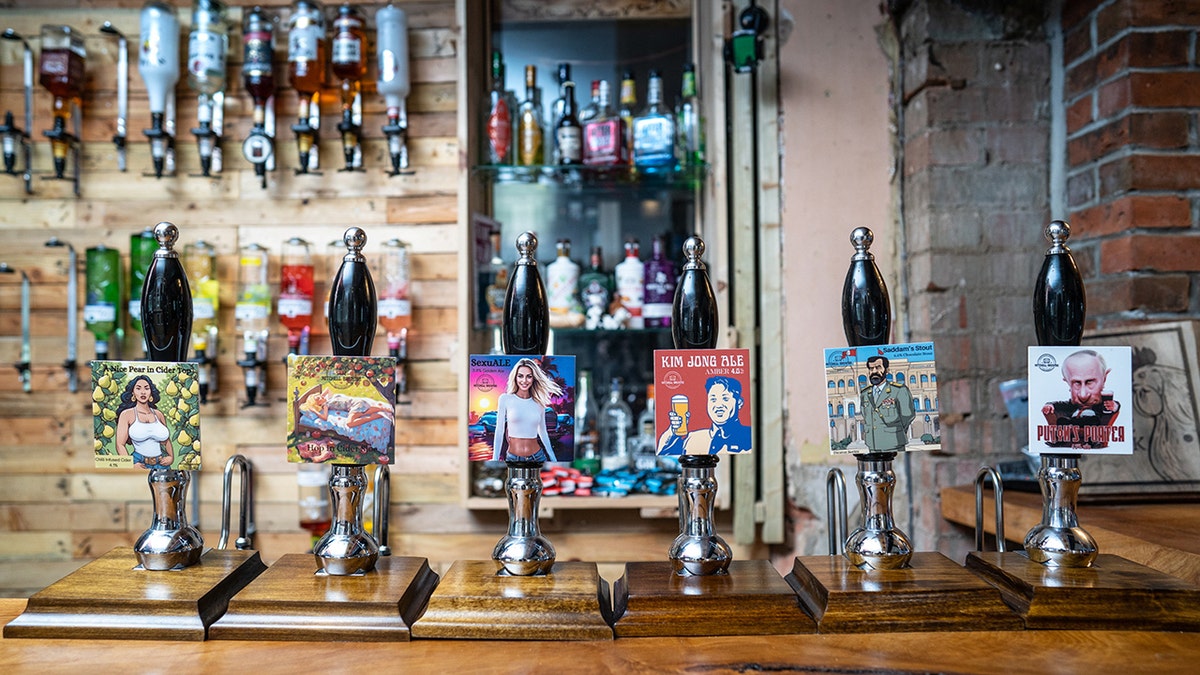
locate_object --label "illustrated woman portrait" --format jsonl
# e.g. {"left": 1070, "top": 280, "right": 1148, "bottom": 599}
{"left": 492, "top": 358, "right": 562, "bottom": 462}
{"left": 114, "top": 375, "right": 174, "bottom": 468}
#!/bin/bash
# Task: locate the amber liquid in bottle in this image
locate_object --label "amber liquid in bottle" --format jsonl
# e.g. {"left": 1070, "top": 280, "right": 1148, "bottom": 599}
{"left": 331, "top": 9, "right": 367, "bottom": 111}
{"left": 243, "top": 32, "right": 275, "bottom": 107}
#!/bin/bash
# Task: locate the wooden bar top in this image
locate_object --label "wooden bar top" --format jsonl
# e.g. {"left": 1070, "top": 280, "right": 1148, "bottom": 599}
{"left": 941, "top": 484, "right": 1200, "bottom": 585}
{"left": 2, "top": 598, "right": 1199, "bottom": 673}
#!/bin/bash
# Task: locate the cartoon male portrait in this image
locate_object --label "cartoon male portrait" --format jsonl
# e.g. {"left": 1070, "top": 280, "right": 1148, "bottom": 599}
{"left": 1041, "top": 349, "right": 1120, "bottom": 448}
{"left": 859, "top": 355, "right": 915, "bottom": 453}
{"left": 658, "top": 375, "right": 752, "bottom": 455}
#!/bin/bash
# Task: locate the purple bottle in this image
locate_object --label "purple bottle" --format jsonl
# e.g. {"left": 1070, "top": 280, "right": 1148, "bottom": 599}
{"left": 642, "top": 235, "right": 676, "bottom": 328}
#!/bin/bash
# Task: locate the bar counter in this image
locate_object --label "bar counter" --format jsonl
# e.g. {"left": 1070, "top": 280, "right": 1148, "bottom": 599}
{"left": 2, "top": 598, "right": 1197, "bottom": 673}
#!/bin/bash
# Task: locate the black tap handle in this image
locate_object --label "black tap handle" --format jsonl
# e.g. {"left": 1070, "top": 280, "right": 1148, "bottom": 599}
{"left": 672, "top": 235, "right": 719, "bottom": 350}
{"left": 502, "top": 231, "right": 549, "bottom": 355}
{"left": 1033, "top": 220, "right": 1086, "bottom": 347}
{"left": 141, "top": 222, "right": 193, "bottom": 362}
{"left": 841, "top": 227, "right": 891, "bottom": 347}
{"left": 327, "top": 227, "right": 378, "bottom": 357}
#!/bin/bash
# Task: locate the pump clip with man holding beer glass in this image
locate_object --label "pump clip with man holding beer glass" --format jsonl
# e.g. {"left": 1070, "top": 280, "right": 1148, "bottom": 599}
{"left": 655, "top": 350, "right": 753, "bottom": 455}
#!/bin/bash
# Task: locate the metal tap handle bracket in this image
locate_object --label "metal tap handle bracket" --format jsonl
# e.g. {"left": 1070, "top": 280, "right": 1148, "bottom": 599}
{"left": 826, "top": 467, "right": 848, "bottom": 556}
{"left": 668, "top": 454, "right": 732, "bottom": 575}
{"left": 219, "top": 454, "right": 255, "bottom": 550}
{"left": 373, "top": 464, "right": 391, "bottom": 557}
{"left": 973, "top": 466, "right": 1005, "bottom": 553}
{"left": 99, "top": 22, "right": 128, "bottom": 171}
{"left": 492, "top": 461, "right": 555, "bottom": 576}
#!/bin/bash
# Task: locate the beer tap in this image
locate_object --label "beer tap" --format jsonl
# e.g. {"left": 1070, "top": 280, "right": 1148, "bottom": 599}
{"left": 280, "top": 237, "right": 314, "bottom": 356}
{"left": 376, "top": 4, "right": 411, "bottom": 175}
{"left": 668, "top": 235, "right": 733, "bottom": 576}
{"left": 183, "top": 240, "right": 219, "bottom": 403}
{"left": 134, "top": 222, "right": 204, "bottom": 570}
{"left": 494, "top": 231, "right": 555, "bottom": 576}
{"left": 287, "top": 0, "right": 327, "bottom": 174}
{"left": 38, "top": 25, "right": 85, "bottom": 196}
{"left": 44, "top": 237, "right": 79, "bottom": 392}
{"left": 241, "top": 7, "right": 276, "bottom": 189}
{"left": 840, "top": 227, "right": 912, "bottom": 570}
{"left": 378, "top": 238, "right": 412, "bottom": 398}
{"left": 139, "top": 2, "right": 179, "bottom": 178}
{"left": 0, "top": 264, "right": 31, "bottom": 393}
{"left": 1, "top": 30, "right": 34, "bottom": 193}
{"left": 235, "top": 243, "right": 270, "bottom": 406}
{"left": 331, "top": 3, "right": 367, "bottom": 172}
{"left": 187, "top": 0, "right": 229, "bottom": 178}
{"left": 84, "top": 245, "right": 123, "bottom": 362}
{"left": 313, "top": 227, "right": 382, "bottom": 575}
{"left": 98, "top": 23, "right": 128, "bottom": 172}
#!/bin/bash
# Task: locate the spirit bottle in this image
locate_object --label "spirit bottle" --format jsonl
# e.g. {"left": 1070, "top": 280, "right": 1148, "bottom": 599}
{"left": 139, "top": 2, "right": 180, "bottom": 178}
{"left": 376, "top": 4, "right": 411, "bottom": 174}
{"left": 618, "top": 69, "right": 637, "bottom": 168}
{"left": 578, "top": 80, "right": 600, "bottom": 125}
{"left": 129, "top": 226, "right": 158, "bottom": 353}
{"left": 39, "top": 25, "right": 85, "bottom": 181}
{"left": 287, "top": 0, "right": 326, "bottom": 173}
{"left": 614, "top": 238, "right": 645, "bottom": 329}
{"left": 378, "top": 238, "right": 412, "bottom": 390}
{"left": 331, "top": 3, "right": 368, "bottom": 171}
{"left": 188, "top": 0, "right": 229, "bottom": 176}
{"left": 676, "top": 62, "right": 704, "bottom": 173}
{"left": 484, "top": 50, "right": 512, "bottom": 165}
{"left": 632, "top": 69, "right": 676, "bottom": 175}
{"left": 548, "top": 62, "right": 570, "bottom": 164}
{"left": 84, "top": 246, "right": 121, "bottom": 360}
{"left": 572, "top": 369, "right": 601, "bottom": 476}
{"left": 279, "top": 237, "right": 315, "bottom": 355}
{"left": 485, "top": 231, "right": 508, "bottom": 328}
{"left": 235, "top": 243, "right": 271, "bottom": 404}
{"left": 183, "top": 240, "right": 219, "bottom": 402}
{"left": 555, "top": 81, "right": 582, "bottom": 165}
{"left": 642, "top": 235, "right": 676, "bottom": 328}
{"left": 578, "top": 246, "right": 614, "bottom": 323}
{"left": 502, "top": 231, "right": 549, "bottom": 355}
{"left": 599, "top": 377, "right": 632, "bottom": 471}
{"left": 241, "top": 7, "right": 275, "bottom": 187}
{"left": 516, "top": 65, "right": 543, "bottom": 166}
{"left": 583, "top": 80, "right": 624, "bottom": 166}
{"left": 546, "top": 239, "right": 581, "bottom": 326}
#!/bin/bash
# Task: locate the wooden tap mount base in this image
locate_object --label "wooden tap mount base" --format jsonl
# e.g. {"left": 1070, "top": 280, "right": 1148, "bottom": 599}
{"left": 3, "top": 547, "right": 266, "bottom": 641}
{"left": 966, "top": 551, "right": 1200, "bottom": 631}
{"left": 410, "top": 560, "right": 613, "bottom": 640}
{"left": 207, "top": 553, "right": 438, "bottom": 642}
{"left": 787, "top": 552, "right": 1023, "bottom": 633}
{"left": 611, "top": 560, "right": 817, "bottom": 637}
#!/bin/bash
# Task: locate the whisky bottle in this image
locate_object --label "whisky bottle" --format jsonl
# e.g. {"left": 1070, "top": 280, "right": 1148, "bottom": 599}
{"left": 484, "top": 50, "right": 512, "bottom": 165}
{"left": 516, "top": 65, "right": 543, "bottom": 166}
{"left": 579, "top": 80, "right": 600, "bottom": 125}
{"left": 632, "top": 69, "right": 676, "bottom": 175}
{"left": 583, "top": 80, "right": 624, "bottom": 166}
{"left": 555, "top": 81, "right": 583, "bottom": 165}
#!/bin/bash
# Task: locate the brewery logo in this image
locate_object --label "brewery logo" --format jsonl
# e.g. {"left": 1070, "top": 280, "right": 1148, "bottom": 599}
{"left": 1035, "top": 353, "right": 1058, "bottom": 372}
{"left": 475, "top": 374, "right": 497, "bottom": 393}
{"left": 660, "top": 370, "right": 685, "bottom": 390}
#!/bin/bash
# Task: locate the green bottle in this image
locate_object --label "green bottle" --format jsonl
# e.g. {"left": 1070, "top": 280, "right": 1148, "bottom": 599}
{"left": 129, "top": 226, "right": 158, "bottom": 350}
{"left": 85, "top": 246, "right": 123, "bottom": 360}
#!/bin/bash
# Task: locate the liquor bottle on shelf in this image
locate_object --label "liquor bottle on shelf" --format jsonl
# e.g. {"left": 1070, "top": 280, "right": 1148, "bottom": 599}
{"left": 378, "top": 238, "right": 413, "bottom": 397}
{"left": 631, "top": 416, "right": 658, "bottom": 472}
{"left": 546, "top": 239, "right": 582, "bottom": 328}
{"left": 279, "top": 237, "right": 315, "bottom": 356}
{"left": 331, "top": 3, "right": 368, "bottom": 171}
{"left": 483, "top": 50, "right": 513, "bottom": 166}
{"left": 578, "top": 245, "right": 614, "bottom": 329}
{"left": 599, "top": 377, "right": 632, "bottom": 471}
{"left": 578, "top": 80, "right": 600, "bottom": 125}
{"left": 287, "top": 0, "right": 326, "bottom": 174}
{"left": 572, "top": 369, "right": 600, "bottom": 476}
{"left": 676, "top": 62, "right": 704, "bottom": 175}
{"left": 516, "top": 64, "right": 543, "bottom": 167}
{"left": 484, "top": 231, "right": 508, "bottom": 329}
{"left": 183, "top": 240, "right": 219, "bottom": 402}
{"left": 377, "top": 4, "right": 411, "bottom": 175}
{"left": 139, "top": 2, "right": 180, "bottom": 179}
{"left": 583, "top": 80, "right": 624, "bottom": 167}
{"left": 632, "top": 69, "right": 676, "bottom": 176}
{"left": 84, "top": 245, "right": 122, "bottom": 361}
{"left": 241, "top": 7, "right": 276, "bottom": 189}
{"left": 39, "top": 25, "right": 85, "bottom": 193}
{"left": 187, "top": 0, "right": 229, "bottom": 177}
{"left": 555, "top": 81, "right": 583, "bottom": 166}
{"left": 548, "top": 62, "right": 570, "bottom": 164}
{"left": 235, "top": 243, "right": 271, "bottom": 406}
{"left": 643, "top": 235, "right": 676, "bottom": 328}
{"left": 618, "top": 69, "right": 637, "bottom": 169}
{"left": 614, "top": 238, "right": 645, "bottom": 329}
{"left": 129, "top": 226, "right": 159, "bottom": 357}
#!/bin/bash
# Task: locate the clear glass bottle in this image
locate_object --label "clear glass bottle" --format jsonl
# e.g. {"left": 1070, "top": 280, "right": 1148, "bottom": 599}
{"left": 188, "top": 0, "right": 229, "bottom": 175}
{"left": 614, "top": 238, "right": 645, "bottom": 329}
{"left": 583, "top": 80, "right": 624, "bottom": 166}
{"left": 631, "top": 417, "right": 658, "bottom": 471}
{"left": 378, "top": 238, "right": 413, "bottom": 340}
{"left": 599, "top": 377, "right": 632, "bottom": 471}
{"left": 572, "top": 369, "right": 600, "bottom": 476}
{"left": 632, "top": 69, "right": 676, "bottom": 174}
{"left": 516, "top": 64, "right": 543, "bottom": 166}
{"left": 642, "top": 235, "right": 676, "bottom": 328}
{"left": 139, "top": 1, "right": 180, "bottom": 177}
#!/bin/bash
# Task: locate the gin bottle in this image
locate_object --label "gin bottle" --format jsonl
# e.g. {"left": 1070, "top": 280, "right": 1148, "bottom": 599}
{"left": 632, "top": 69, "right": 675, "bottom": 174}
{"left": 642, "top": 235, "right": 676, "bottom": 328}
{"left": 599, "top": 377, "right": 632, "bottom": 471}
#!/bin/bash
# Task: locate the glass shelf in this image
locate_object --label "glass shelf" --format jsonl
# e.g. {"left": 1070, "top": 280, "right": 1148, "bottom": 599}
{"left": 473, "top": 163, "right": 708, "bottom": 190}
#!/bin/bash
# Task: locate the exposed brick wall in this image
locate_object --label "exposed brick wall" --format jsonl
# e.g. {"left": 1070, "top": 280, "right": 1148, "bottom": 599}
{"left": 1063, "top": 0, "right": 1200, "bottom": 324}
{"left": 896, "top": 0, "right": 1051, "bottom": 551}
